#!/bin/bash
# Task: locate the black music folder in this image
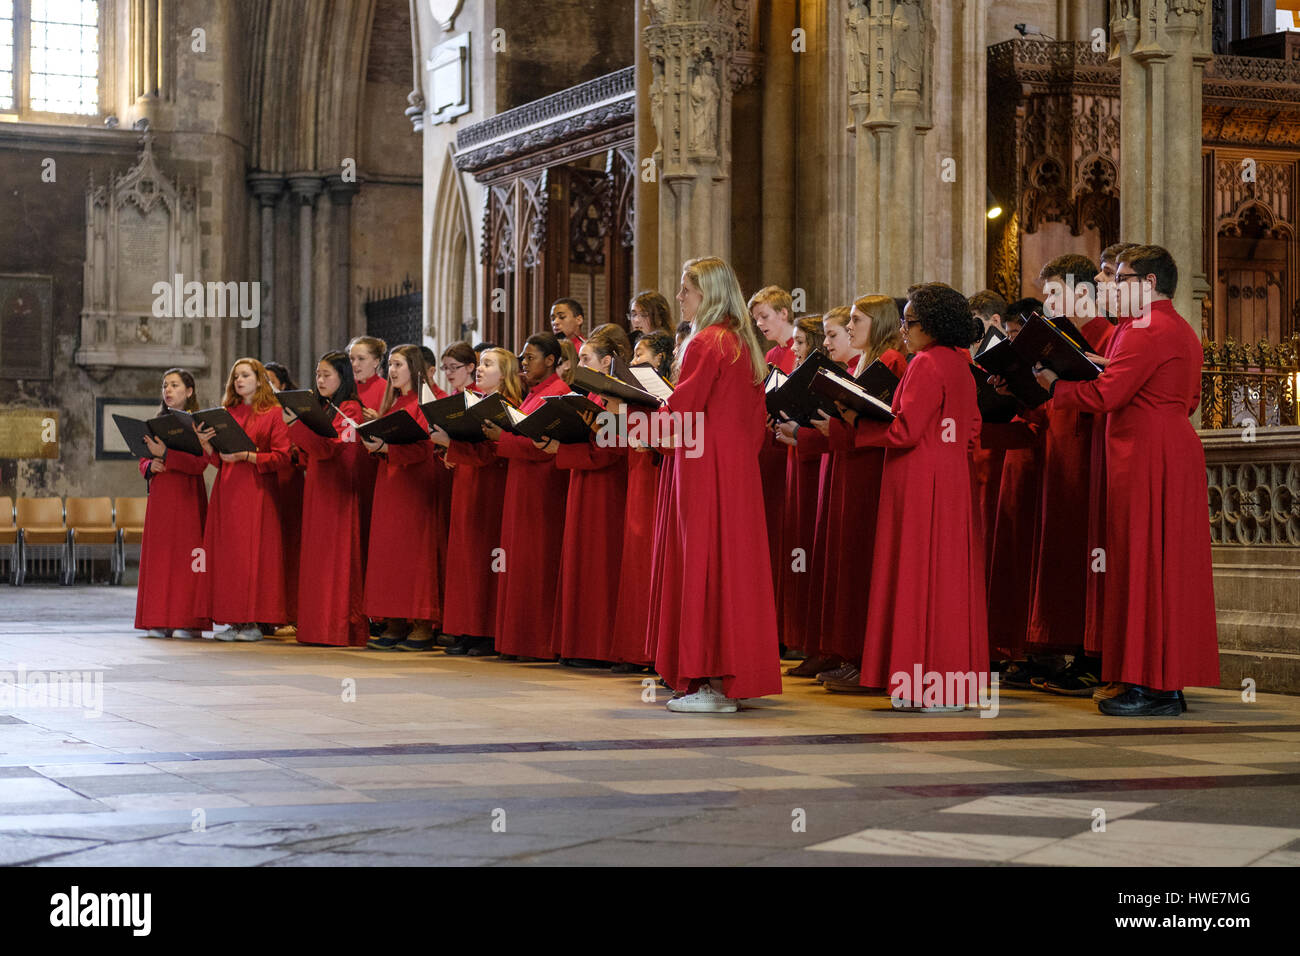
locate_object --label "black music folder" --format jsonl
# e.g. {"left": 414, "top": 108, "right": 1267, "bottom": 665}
{"left": 189, "top": 408, "right": 259, "bottom": 454}
{"left": 569, "top": 364, "right": 662, "bottom": 408}
{"left": 145, "top": 409, "right": 206, "bottom": 456}
{"left": 276, "top": 389, "right": 338, "bottom": 438}
{"left": 766, "top": 351, "right": 840, "bottom": 426}
{"left": 112, "top": 415, "right": 154, "bottom": 459}
{"left": 970, "top": 362, "right": 1021, "bottom": 424}
{"left": 354, "top": 409, "right": 431, "bottom": 445}
{"left": 973, "top": 311, "right": 1100, "bottom": 409}
{"left": 509, "top": 394, "right": 604, "bottom": 444}
{"left": 810, "top": 367, "right": 895, "bottom": 423}
{"left": 422, "top": 391, "right": 503, "bottom": 443}
{"left": 852, "top": 358, "right": 902, "bottom": 406}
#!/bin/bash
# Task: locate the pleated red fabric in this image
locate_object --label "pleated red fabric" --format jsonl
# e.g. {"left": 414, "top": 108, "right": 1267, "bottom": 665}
{"left": 820, "top": 348, "right": 907, "bottom": 663}
{"left": 649, "top": 324, "right": 782, "bottom": 700}
{"left": 552, "top": 440, "right": 628, "bottom": 660}
{"left": 134, "top": 448, "right": 211, "bottom": 632}
{"left": 759, "top": 342, "right": 797, "bottom": 604}
{"left": 1081, "top": 317, "right": 1118, "bottom": 656}
{"left": 275, "top": 441, "right": 306, "bottom": 622}
{"left": 199, "top": 403, "right": 290, "bottom": 625}
{"left": 777, "top": 436, "right": 829, "bottom": 654}
{"left": 642, "top": 453, "right": 677, "bottom": 663}
{"left": 1053, "top": 301, "right": 1219, "bottom": 690}
{"left": 362, "top": 391, "right": 441, "bottom": 624}
{"left": 288, "top": 400, "right": 368, "bottom": 646}
{"left": 610, "top": 447, "right": 660, "bottom": 665}
{"left": 854, "top": 344, "right": 987, "bottom": 700}
{"left": 493, "top": 372, "right": 573, "bottom": 658}
{"left": 442, "top": 438, "right": 509, "bottom": 639}
{"left": 353, "top": 375, "right": 386, "bottom": 570}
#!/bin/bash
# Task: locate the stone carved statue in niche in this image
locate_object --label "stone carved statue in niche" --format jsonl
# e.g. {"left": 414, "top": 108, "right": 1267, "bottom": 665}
{"left": 649, "top": 62, "right": 665, "bottom": 152}
{"left": 846, "top": 0, "right": 871, "bottom": 97}
{"left": 690, "top": 58, "right": 719, "bottom": 154}
{"left": 893, "top": 0, "right": 923, "bottom": 93}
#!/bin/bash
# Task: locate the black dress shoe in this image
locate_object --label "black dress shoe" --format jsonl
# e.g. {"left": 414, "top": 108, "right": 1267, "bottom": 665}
{"left": 466, "top": 638, "right": 497, "bottom": 657}
{"left": 443, "top": 635, "right": 471, "bottom": 656}
{"left": 1098, "top": 684, "right": 1184, "bottom": 717}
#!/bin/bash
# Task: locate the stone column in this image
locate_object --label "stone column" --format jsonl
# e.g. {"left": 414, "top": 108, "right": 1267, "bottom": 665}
{"left": 288, "top": 175, "right": 323, "bottom": 386}
{"left": 846, "top": 0, "right": 934, "bottom": 297}
{"left": 1111, "top": 0, "right": 1212, "bottom": 326}
{"left": 634, "top": 0, "right": 659, "bottom": 294}
{"left": 248, "top": 173, "right": 283, "bottom": 362}
{"left": 759, "top": 0, "right": 796, "bottom": 289}
{"left": 644, "top": 1, "right": 739, "bottom": 299}
{"left": 325, "top": 174, "right": 360, "bottom": 350}
{"left": 130, "top": 0, "right": 169, "bottom": 124}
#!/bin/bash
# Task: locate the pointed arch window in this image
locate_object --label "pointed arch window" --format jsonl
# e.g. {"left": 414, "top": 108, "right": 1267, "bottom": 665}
{"left": 1, "top": 0, "right": 102, "bottom": 117}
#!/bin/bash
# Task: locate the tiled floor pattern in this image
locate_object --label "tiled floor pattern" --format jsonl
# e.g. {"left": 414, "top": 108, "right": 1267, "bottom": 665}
{"left": 1, "top": 587, "right": 1298, "bottom": 865}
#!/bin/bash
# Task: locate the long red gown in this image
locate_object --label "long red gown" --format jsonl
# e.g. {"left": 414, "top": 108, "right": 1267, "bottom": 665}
{"left": 362, "top": 391, "right": 441, "bottom": 624}
{"left": 778, "top": 424, "right": 830, "bottom": 654}
{"left": 493, "top": 372, "right": 574, "bottom": 658}
{"left": 854, "top": 344, "right": 987, "bottom": 699}
{"left": 552, "top": 436, "right": 628, "bottom": 660}
{"left": 1026, "top": 316, "right": 1113, "bottom": 651}
{"left": 288, "top": 399, "right": 368, "bottom": 646}
{"left": 276, "top": 438, "right": 306, "bottom": 622}
{"left": 984, "top": 407, "right": 1047, "bottom": 658}
{"left": 442, "top": 432, "right": 510, "bottom": 640}
{"left": 354, "top": 375, "right": 386, "bottom": 573}
{"left": 1083, "top": 318, "right": 1119, "bottom": 656}
{"left": 609, "top": 447, "right": 660, "bottom": 665}
{"left": 199, "top": 403, "right": 291, "bottom": 625}
{"left": 1052, "top": 300, "right": 1219, "bottom": 690}
{"left": 134, "top": 447, "right": 211, "bottom": 631}
{"left": 650, "top": 324, "right": 782, "bottom": 700}
{"left": 821, "top": 348, "right": 908, "bottom": 663}
{"left": 760, "top": 341, "right": 797, "bottom": 606}
{"left": 643, "top": 453, "right": 677, "bottom": 663}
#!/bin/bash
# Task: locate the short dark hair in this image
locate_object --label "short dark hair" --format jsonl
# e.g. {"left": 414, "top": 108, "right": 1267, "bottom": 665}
{"left": 1005, "top": 297, "right": 1043, "bottom": 325}
{"left": 552, "top": 297, "right": 584, "bottom": 318}
{"left": 419, "top": 345, "right": 437, "bottom": 367}
{"left": 968, "top": 290, "right": 1008, "bottom": 321}
{"left": 524, "top": 331, "right": 562, "bottom": 363}
{"left": 474, "top": 341, "right": 498, "bottom": 354}
{"left": 441, "top": 341, "right": 477, "bottom": 367}
{"left": 907, "top": 283, "right": 976, "bottom": 348}
{"left": 263, "top": 361, "right": 296, "bottom": 391}
{"left": 1037, "top": 254, "right": 1098, "bottom": 287}
{"left": 1101, "top": 241, "right": 1139, "bottom": 266}
{"left": 1120, "top": 244, "right": 1178, "bottom": 297}
{"left": 637, "top": 329, "right": 675, "bottom": 378}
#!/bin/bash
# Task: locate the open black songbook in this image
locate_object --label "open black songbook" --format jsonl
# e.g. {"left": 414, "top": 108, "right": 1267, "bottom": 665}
{"left": 354, "top": 409, "right": 430, "bottom": 445}
{"left": 275, "top": 389, "right": 337, "bottom": 438}
{"left": 969, "top": 327, "right": 1020, "bottom": 424}
{"left": 508, "top": 394, "right": 604, "bottom": 444}
{"left": 422, "top": 391, "right": 518, "bottom": 443}
{"left": 810, "top": 367, "right": 895, "bottom": 423}
{"left": 569, "top": 356, "right": 670, "bottom": 408}
{"left": 765, "top": 351, "right": 841, "bottom": 426}
{"left": 974, "top": 313, "right": 1100, "bottom": 408}
{"left": 187, "top": 408, "right": 259, "bottom": 454}
{"left": 111, "top": 415, "right": 155, "bottom": 459}
{"left": 143, "top": 409, "right": 206, "bottom": 456}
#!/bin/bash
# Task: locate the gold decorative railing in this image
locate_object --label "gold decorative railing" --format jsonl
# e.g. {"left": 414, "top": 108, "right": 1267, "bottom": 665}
{"left": 1201, "top": 338, "right": 1300, "bottom": 429}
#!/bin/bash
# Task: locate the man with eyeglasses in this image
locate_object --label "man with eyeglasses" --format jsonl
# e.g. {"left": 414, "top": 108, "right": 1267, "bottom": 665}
{"left": 1033, "top": 245, "right": 1219, "bottom": 716}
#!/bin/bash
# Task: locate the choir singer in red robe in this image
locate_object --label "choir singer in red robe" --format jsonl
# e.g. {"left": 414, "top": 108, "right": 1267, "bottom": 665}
{"left": 1034, "top": 244, "right": 1219, "bottom": 716}
{"left": 651, "top": 256, "right": 782, "bottom": 713}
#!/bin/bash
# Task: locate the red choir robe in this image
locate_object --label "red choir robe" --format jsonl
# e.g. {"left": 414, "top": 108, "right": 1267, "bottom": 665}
{"left": 134, "top": 446, "right": 211, "bottom": 631}
{"left": 442, "top": 430, "right": 511, "bottom": 640}
{"left": 853, "top": 344, "right": 987, "bottom": 699}
{"left": 1083, "top": 318, "right": 1119, "bottom": 656}
{"left": 287, "top": 400, "right": 368, "bottom": 646}
{"left": 276, "top": 433, "right": 306, "bottom": 622}
{"left": 760, "top": 340, "right": 798, "bottom": 605}
{"left": 649, "top": 324, "right": 782, "bottom": 700}
{"left": 552, "top": 426, "right": 628, "bottom": 661}
{"left": 353, "top": 375, "right": 386, "bottom": 570}
{"left": 493, "top": 372, "right": 574, "bottom": 658}
{"left": 430, "top": 385, "right": 456, "bottom": 614}
{"left": 1052, "top": 300, "right": 1219, "bottom": 690}
{"left": 778, "top": 428, "right": 830, "bottom": 654}
{"left": 199, "top": 403, "right": 291, "bottom": 625}
{"left": 821, "top": 348, "right": 908, "bottom": 662}
{"left": 984, "top": 407, "right": 1047, "bottom": 658}
{"left": 610, "top": 446, "right": 660, "bottom": 665}
{"left": 1025, "top": 316, "right": 1113, "bottom": 650}
{"left": 362, "top": 391, "right": 442, "bottom": 624}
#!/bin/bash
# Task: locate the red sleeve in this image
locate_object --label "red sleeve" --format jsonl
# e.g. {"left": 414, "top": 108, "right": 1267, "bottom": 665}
{"left": 495, "top": 431, "right": 553, "bottom": 461}
{"left": 1053, "top": 325, "right": 1161, "bottom": 415}
{"left": 445, "top": 439, "right": 498, "bottom": 467}
{"left": 827, "top": 418, "right": 855, "bottom": 453}
{"left": 288, "top": 420, "right": 334, "bottom": 459}
{"left": 795, "top": 426, "right": 830, "bottom": 456}
{"left": 138, "top": 457, "right": 151, "bottom": 479}
{"left": 385, "top": 438, "right": 435, "bottom": 467}
{"left": 163, "top": 449, "right": 209, "bottom": 475}
{"left": 556, "top": 440, "right": 625, "bottom": 471}
{"left": 254, "top": 411, "right": 291, "bottom": 473}
{"left": 665, "top": 331, "right": 724, "bottom": 416}
{"left": 854, "top": 353, "right": 944, "bottom": 450}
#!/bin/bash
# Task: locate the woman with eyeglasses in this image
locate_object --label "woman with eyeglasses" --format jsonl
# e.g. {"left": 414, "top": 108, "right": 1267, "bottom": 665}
{"left": 430, "top": 347, "right": 522, "bottom": 657}
{"left": 282, "top": 351, "right": 368, "bottom": 646}
{"left": 479, "top": 332, "right": 573, "bottom": 662}
{"left": 837, "top": 284, "right": 987, "bottom": 711}
{"left": 648, "top": 256, "right": 782, "bottom": 713}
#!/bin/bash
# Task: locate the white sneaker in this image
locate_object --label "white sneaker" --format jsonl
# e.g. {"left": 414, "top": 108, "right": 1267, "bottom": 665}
{"left": 145, "top": 628, "right": 170, "bottom": 639}
{"left": 214, "top": 626, "right": 241, "bottom": 642}
{"left": 234, "top": 627, "right": 264, "bottom": 642}
{"left": 665, "top": 683, "right": 739, "bottom": 713}
{"left": 173, "top": 629, "right": 202, "bottom": 640}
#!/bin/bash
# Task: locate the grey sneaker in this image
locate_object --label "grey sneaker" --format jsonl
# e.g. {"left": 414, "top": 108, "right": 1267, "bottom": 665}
{"left": 214, "top": 626, "right": 241, "bottom": 642}
{"left": 234, "top": 627, "right": 264, "bottom": 642}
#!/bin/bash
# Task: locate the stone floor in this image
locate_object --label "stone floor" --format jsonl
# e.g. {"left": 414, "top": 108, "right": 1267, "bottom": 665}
{"left": 1, "top": 585, "right": 1298, "bottom": 867}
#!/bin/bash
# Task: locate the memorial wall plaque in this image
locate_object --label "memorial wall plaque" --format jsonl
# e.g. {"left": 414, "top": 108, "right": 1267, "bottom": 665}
{"left": 116, "top": 205, "right": 170, "bottom": 315}
{"left": 0, "top": 407, "right": 59, "bottom": 459}
{"left": 0, "top": 274, "right": 54, "bottom": 381}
